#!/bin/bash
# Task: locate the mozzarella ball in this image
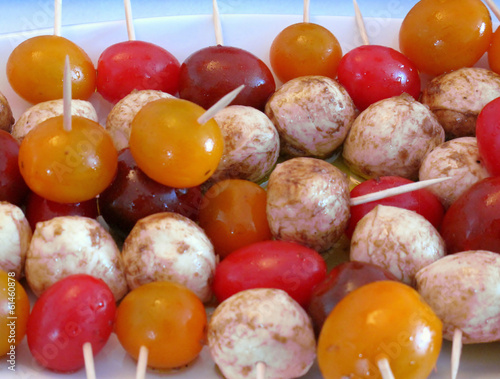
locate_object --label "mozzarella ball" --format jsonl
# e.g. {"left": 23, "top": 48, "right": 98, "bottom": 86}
{"left": 265, "top": 75, "right": 356, "bottom": 158}
{"left": 0, "top": 202, "right": 31, "bottom": 277}
{"left": 421, "top": 67, "right": 500, "bottom": 138}
{"left": 416, "top": 250, "right": 500, "bottom": 343}
{"left": 343, "top": 93, "right": 444, "bottom": 180}
{"left": 266, "top": 157, "right": 350, "bottom": 252}
{"left": 105, "top": 89, "right": 175, "bottom": 151}
{"left": 210, "top": 105, "right": 279, "bottom": 183}
{"left": 0, "top": 92, "right": 14, "bottom": 133}
{"left": 12, "top": 99, "right": 98, "bottom": 142}
{"left": 208, "top": 288, "right": 316, "bottom": 379}
{"left": 350, "top": 205, "right": 445, "bottom": 285}
{"left": 419, "top": 137, "right": 490, "bottom": 208}
{"left": 121, "top": 212, "right": 216, "bottom": 303}
{"left": 25, "top": 216, "right": 127, "bottom": 301}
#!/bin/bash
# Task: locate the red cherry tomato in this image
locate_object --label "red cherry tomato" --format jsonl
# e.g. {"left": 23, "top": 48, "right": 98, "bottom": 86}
{"left": 0, "top": 130, "right": 29, "bottom": 206}
{"left": 27, "top": 274, "right": 116, "bottom": 373}
{"left": 346, "top": 176, "right": 444, "bottom": 239}
{"left": 440, "top": 176, "right": 500, "bottom": 254}
{"left": 97, "top": 40, "right": 181, "bottom": 103}
{"left": 212, "top": 240, "right": 327, "bottom": 308}
{"left": 337, "top": 45, "right": 421, "bottom": 111}
{"left": 178, "top": 45, "right": 276, "bottom": 111}
{"left": 476, "top": 97, "right": 500, "bottom": 177}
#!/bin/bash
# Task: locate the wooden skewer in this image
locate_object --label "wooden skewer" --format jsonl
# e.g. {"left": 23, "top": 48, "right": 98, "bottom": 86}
{"left": 197, "top": 84, "right": 245, "bottom": 125}
{"left": 377, "top": 357, "right": 396, "bottom": 379}
{"left": 83, "top": 342, "right": 96, "bottom": 379}
{"left": 350, "top": 177, "right": 451, "bottom": 206}
{"left": 54, "top": 0, "right": 62, "bottom": 36}
{"left": 483, "top": 0, "right": 500, "bottom": 21}
{"left": 63, "top": 55, "right": 72, "bottom": 132}
{"left": 124, "top": 0, "right": 136, "bottom": 41}
{"left": 212, "top": 0, "right": 224, "bottom": 46}
{"left": 136, "top": 345, "right": 148, "bottom": 379}
{"left": 353, "top": 0, "right": 370, "bottom": 45}
{"left": 256, "top": 361, "right": 266, "bottom": 379}
{"left": 451, "top": 328, "right": 463, "bottom": 379}
{"left": 303, "top": 0, "right": 310, "bottom": 23}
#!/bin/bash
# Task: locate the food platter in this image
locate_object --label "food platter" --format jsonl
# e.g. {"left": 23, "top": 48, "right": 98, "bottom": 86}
{"left": 0, "top": 9, "right": 499, "bottom": 379}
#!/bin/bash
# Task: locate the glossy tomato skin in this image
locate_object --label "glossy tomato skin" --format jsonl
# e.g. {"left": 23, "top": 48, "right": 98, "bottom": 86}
{"left": 212, "top": 240, "right": 327, "bottom": 308}
{"left": 337, "top": 45, "right": 421, "bottom": 111}
{"left": 27, "top": 274, "right": 116, "bottom": 373}
{"left": 346, "top": 176, "right": 444, "bottom": 239}
{"left": 440, "top": 177, "right": 500, "bottom": 254}
{"left": 98, "top": 148, "right": 202, "bottom": 235}
{"left": 25, "top": 192, "right": 98, "bottom": 231}
{"left": 476, "top": 97, "right": 500, "bottom": 177}
{"left": 307, "top": 261, "right": 398, "bottom": 335}
{"left": 178, "top": 45, "right": 276, "bottom": 111}
{"left": 0, "top": 130, "right": 29, "bottom": 206}
{"left": 97, "top": 40, "right": 181, "bottom": 103}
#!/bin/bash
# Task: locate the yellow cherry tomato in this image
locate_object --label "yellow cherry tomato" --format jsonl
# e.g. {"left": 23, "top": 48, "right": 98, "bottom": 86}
{"left": 7, "top": 35, "right": 96, "bottom": 104}
{"left": 317, "top": 281, "right": 442, "bottom": 379}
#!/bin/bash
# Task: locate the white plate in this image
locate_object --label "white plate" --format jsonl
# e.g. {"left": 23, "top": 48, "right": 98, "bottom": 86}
{"left": 0, "top": 13, "right": 499, "bottom": 379}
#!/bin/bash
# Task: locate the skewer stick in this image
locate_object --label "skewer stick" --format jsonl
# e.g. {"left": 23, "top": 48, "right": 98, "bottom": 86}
{"left": 377, "top": 357, "right": 396, "bottom": 379}
{"left": 124, "top": 0, "right": 136, "bottom": 41}
{"left": 483, "top": 0, "right": 500, "bottom": 21}
{"left": 350, "top": 177, "right": 451, "bottom": 206}
{"left": 136, "top": 345, "right": 148, "bottom": 379}
{"left": 83, "top": 342, "right": 96, "bottom": 379}
{"left": 256, "top": 361, "right": 266, "bottom": 379}
{"left": 451, "top": 328, "right": 463, "bottom": 379}
{"left": 303, "top": 0, "right": 310, "bottom": 23}
{"left": 353, "top": 0, "right": 370, "bottom": 45}
{"left": 212, "top": 0, "right": 224, "bottom": 46}
{"left": 54, "top": 0, "right": 62, "bottom": 36}
{"left": 63, "top": 55, "right": 72, "bottom": 132}
{"left": 197, "top": 84, "right": 245, "bottom": 125}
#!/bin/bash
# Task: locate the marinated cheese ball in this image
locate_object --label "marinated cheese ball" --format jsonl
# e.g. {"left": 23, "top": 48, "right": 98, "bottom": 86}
{"left": 121, "top": 212, "right": 217, "bottom": 303}
{"left": 266, "top": 157, "right": 350, "bottom": 252}
{"left": 265, "top": 75, "right": 356, "bottom": 158}
{"left": 343, "top": 93, "right": 444, "bottom": 180}
{"left": 0, "top": 202, "right": 31, "bottom": 277}
{"left": 350, "top": 205, "right": 446, "bottom": 285}
{"left": 421, "top": 67, "right": 500, "bottom": 139}
{"left": 105, "top": 89, "right": 175, "bottom": 151}
{"left": 0, "top": 91, "right": 14, "bottom": 133}
{"left": 24, "top": 216, "right": 127, "bottom": 301}
{"left": 419, "top": 137, "right": 490, "bottom": 208}
{"left": 210, "top": 105, "right": 280, "bottom": 184}
{"left": 12, "top": 99, "right": 98, "bottom": 142}
{"left": 208, "top": 288, "right": 316, "bottom": 379}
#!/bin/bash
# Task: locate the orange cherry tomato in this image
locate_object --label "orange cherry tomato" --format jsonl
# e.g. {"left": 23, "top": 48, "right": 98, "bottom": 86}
{"left": 18, "top": 116, "right": 118, "bottom": 203}
{"left": 0, "top": 270, "right": 30, "bottom": 357}
{"left": 115, "top": 281, "right": 207, "bottom": 370}
{"left": 488, "top": 26, "right": 500, "bottom": 74}
{"left": 129, "top": 98, "right": 223, "bottom": 188}
{"left": 198, "top": 179, "right": 271, "bottom": 259}
{"left": 317, "top": 281, "right": 442, "bottom": 379}
{"left": 7, "top": 35, "right": 96, "bottom": 104}
{"left": 270, "top": 22, "right": 342, "bottom": 83}
{"left": 399, "top": 0, "right": 492, "bottom": 76}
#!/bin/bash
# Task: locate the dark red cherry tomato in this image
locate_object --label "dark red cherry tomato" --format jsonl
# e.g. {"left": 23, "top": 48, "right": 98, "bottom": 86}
{"left": 178, "top": 45, "right": 276, "bottom": 111}
{"left": 25, "top": 192, "right": 98, "bottom": 231}
{"left": 307, "top": 261, "right": 398, "bottom": 335}
{"left": 97, "top": 40, "right": 181, "bottom": 103}
{"left": 346, "top": 176, "right": 444, "bottom": 239}
{"left": 27, "top": 274, "right": 116, "bottom": 373}
{"left": 337, "top": 45, "right": 421, "bottom": 111}
{"left": 212, "top": 240, "right": 326, "bottom": 308}
{"left": 440, "top": 176, "right": 500, "bottom": 254}
{"left": 0, "top": 130, "right": 29, "bottom": 206}
{"left": 477, "top": 97, "right": 500, "bottom": 177}
{"left": 98, "top": 148, "right": 202, "bottom": 234}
